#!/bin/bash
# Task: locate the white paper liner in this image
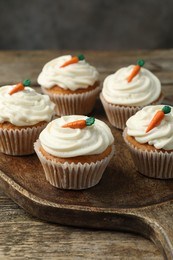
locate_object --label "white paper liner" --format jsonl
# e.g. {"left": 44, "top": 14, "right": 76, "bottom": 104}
{"left": 100, "top": 93, "right": 141, "bottom": 130}
{"left": 0, "top": 123, "right": 47, "bottom": 156}
{"left": 34, "top": 140, "right": 115, "bottom": 189}
{"left": 42, "top": 86, "right": 101, "bottom": 116}
{"left": 100, "top": 93, "right": 164, "bottom": 130}
{"left": 123, "top": 128, "right": 173, "bottom": 179}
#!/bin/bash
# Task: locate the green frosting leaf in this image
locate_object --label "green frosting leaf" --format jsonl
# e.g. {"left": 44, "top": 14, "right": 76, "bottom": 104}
{"left": 23, "top": 79, "right": 31, "bottom": 86}
{"left": 77, "top": 54, "right": 85, "bottom": 61}
{"left": 86, "top": 117, "right": 95, "bottom": 126}
{"left": 137, "top": 59, "right": 145, "bottom": 67}
{"left": 162, "top": 105, "right": 171, "bottom": 114}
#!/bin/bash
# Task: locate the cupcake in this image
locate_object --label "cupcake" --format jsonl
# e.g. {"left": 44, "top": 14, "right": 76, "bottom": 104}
{"left": 37, "top": 54, "right": 100, "bottom": 116}
{"left": 100, "top": 59, "right": 163, "bottom": 130}
{"left": 123, "top": 105, "right": 173, "bottom": 179}
{"left": 34, "top": 115, "right": 114, "bottom": 189}
{"left": 0, "top": 80, "right": 55, "bottom": 155}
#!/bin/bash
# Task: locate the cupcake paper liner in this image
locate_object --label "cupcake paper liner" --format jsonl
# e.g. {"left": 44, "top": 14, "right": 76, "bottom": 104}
{"left": 42, "top": 86, "right": 101, "bottom": 116}
{"left": 123, "top": 128, "right": 173, "bottom": 179}
{"left": 100, "top": 93, "right": 141, "bottom": 130}
{"left": 0, "top": 123, "right": 47, "bottom": 156}
{"left": 34, "top": 140, "right": 115, "bottom": 190}
{"left": 100, "top": 93, "right": 164, "bottom": 130}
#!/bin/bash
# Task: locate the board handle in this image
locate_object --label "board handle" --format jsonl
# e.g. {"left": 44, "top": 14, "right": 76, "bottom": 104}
{"left": 124, "top": 203, "right": 173, "bottom": 260}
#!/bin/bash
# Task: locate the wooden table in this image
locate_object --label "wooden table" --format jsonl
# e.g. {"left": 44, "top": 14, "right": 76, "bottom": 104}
{"left": 0, "top": 50, "right": 173, "bottom": 259}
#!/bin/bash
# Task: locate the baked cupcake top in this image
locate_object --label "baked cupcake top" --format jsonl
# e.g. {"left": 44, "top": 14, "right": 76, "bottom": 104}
{"left": 0, "top": 82, "right": 55, "bottom": 126}
{"left": 37, "top": 54, "right": 99, "bottom": 90}
{"left": 102, "top": 60, "right": 161, "bottom": 106}
{"left": 39, "top": 115, "right": 114, "bottom": 158}
{"left": 126, "top": 105, "right": 173, "bottom": 150}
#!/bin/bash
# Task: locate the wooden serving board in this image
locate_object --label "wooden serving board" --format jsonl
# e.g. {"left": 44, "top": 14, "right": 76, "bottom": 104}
{"left": 0, "top": 99, "right": 173, "bottom": 259}
{"left": 1, "top": 50, "right": 173, "bottom": 259}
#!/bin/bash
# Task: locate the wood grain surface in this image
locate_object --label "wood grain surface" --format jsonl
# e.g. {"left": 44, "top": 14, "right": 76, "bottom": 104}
{"left": 0, "top": 50, "right": 173, "bottom": 259}
{"left": 0, "top": 189, "right": 163, "bottom": 260}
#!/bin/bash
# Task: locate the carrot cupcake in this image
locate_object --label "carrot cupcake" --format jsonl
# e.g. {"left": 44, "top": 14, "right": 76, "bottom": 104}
{"left": 123, "top": 105, "right": 173, "bottom": 179}
{"left": 34, "top": 115, "right": 114, "bottom": 189}
{"left": 37, "top": 54, "right": 100, "bottom": 116}
{"left": 100, "top": 59, "right": 163, "bottom": 129}
{"left": 0, "top": 80, "right": 55, "bottom": 155}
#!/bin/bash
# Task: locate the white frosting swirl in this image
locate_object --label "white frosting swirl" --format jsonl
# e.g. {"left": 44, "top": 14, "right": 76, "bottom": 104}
{"left": 0, "top": 86, "right": 55, "bottom": 126}
{"left": 126, "top": 105, "right": 173, "bottom": 150}
{"left": 39, "top": 115, "right": 114, "bottom": 157}
{"left": 37, "top": 55, "right": 99, "bottom": 90}
{"left": 102, "top": 65, "right": 161, "bottom": 106}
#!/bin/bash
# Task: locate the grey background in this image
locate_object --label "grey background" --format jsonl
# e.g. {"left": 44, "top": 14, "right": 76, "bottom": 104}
{"left": 0, "top": 0, "right": 173, "bottom": 50}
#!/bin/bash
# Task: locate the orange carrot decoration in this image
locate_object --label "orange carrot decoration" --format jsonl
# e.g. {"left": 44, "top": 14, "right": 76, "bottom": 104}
{"left": 146, "top": 106, "right": 171, "bottom": 133}
{"left": 60, "top": 54, "right": 85, "bottom": 68}
{"left": 9, "top": 82, "right": 24, "bottom": 95}
{"left": 62, "top": 117, "right": 95, "bottom": 129}
{"left": 9, "top": 79, "right": 31, "bottom": 95}
{"left": 127, "top": 59, "right": 145, "bottom": 82}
